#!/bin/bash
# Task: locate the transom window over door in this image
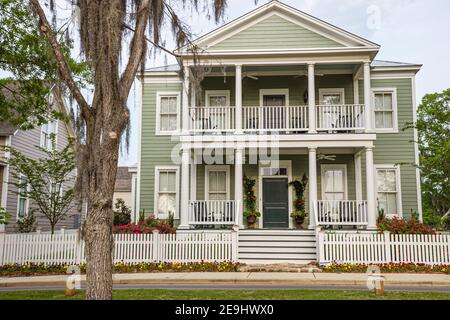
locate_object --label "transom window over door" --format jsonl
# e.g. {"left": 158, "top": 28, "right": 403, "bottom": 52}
{"left": 372, "top": 88, "right": 398, "bottom": 132}
{"left": 155, "top": 167, "right": 179, "bottom": 218}
{"left": 321, "top": 165, "right": 347, "bottom": 201}
{"left": 156, "top": 92, "right": 180, "bottom": 134}
{"left": 376, "top": 166, "right": 402, "bottom": 217}
{"left": 205, "top": 166, "right": 230, "bottom": 201}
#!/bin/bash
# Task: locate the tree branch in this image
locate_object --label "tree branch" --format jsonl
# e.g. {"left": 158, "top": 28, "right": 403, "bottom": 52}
{"left": 29, "top": 0, "right": 91, "bottom": 121}
{"left": 120, "top": 0, "right": 151, "bottom": 99}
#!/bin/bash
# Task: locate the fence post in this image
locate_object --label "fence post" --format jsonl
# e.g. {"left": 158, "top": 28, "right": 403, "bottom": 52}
{"left": 231, "top": 227, "right": 239, "bottom": 263}
{"left": 317, "top": 230, "right": 325, "bottom": 264}
{"left": 0, "top": 231, "right": 5, "bottom": 266}
{"left": 384, "top": 231, "right": 391, "bottom": 263}
{"left": 152, "top": 230, "right": 160, "bottom": 262}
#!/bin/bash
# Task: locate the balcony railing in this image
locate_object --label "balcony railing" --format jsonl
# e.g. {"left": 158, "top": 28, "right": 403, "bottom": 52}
{"left": 316, "top": 200, "right": 368, "bottom": 226}
{"left": 316, "top": 104, "right": 365, "bottom": 131}
{"left": 189, "top": 200, "right": 238, "bottom": 225}
{"left": 187, "top": 104, "right": 366, "bottom": 134}
{"left": 243, "top": 105, "right": 308, "bottom": 132}
{"left": 189, "top": 107, "right": 235, "bottom": 133}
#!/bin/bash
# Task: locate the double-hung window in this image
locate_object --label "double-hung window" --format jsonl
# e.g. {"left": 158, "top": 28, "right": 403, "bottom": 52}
{"left": 375, "top": 165, "right": 402, "bottom": 217}
{"left": 154, "top": 166, "right": 179, "bottom": 218}
{"left": 205, "top": 166, "right": 230, "bottom": 201}
{"left": 372, "top": 88, "right": 398, "bottom": 132}
{"left": 156, "top": 92, "right": 180, "bottom": 134}
{"left": 41, "top": 121, "right": 58, "bottom": 150}
{"left": 17, "top": 175, "right": 29, "bottom": 219}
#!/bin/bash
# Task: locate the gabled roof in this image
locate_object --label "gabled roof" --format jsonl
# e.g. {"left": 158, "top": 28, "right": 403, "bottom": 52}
{"left": 178, "top": 0, "right": 379, "bottom": 54}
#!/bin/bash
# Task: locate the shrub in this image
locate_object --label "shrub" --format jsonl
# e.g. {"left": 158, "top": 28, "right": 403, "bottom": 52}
{"left": 377, "top": 215, "right": 435, "bottom": 234}
{"left": 113, "top": 221, "right": 176, "bottom": 234}
{"left": 322, "top": 263, "right": 450, "bottom": 274}
{"left": 442, "top": 215, "right": 450, "bottom": 230}
{"left": 0, "top": 207, "right": 11, "bottom": 225}
{"left": 113, "top": 198, "right": 131, "bottom": 226}
{"left": 17, "top": 211, "right": 36, "bottom": 233}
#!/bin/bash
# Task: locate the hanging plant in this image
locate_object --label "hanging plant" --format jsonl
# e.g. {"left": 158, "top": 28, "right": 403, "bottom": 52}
{"left": 243, "top": 175, "right": 260, "bottom": 227}
{"left": 289, "top": 174, "right": 309, "bottom": 228}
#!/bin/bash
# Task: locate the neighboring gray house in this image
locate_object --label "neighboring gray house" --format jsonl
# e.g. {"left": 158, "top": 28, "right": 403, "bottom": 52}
{"left": 113, "top": 166, "right": 138, "bottom": 215}
{"left": 0, "top": 91, "right": 82, "bottom": 233}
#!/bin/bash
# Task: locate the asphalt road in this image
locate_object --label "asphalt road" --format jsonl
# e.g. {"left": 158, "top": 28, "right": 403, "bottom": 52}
{"left": 0, "top": 284, "right": 449, "bottom": 293}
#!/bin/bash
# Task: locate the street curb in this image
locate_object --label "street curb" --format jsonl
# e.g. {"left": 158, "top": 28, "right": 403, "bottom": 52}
{"left": 1, "top": 273, "right": 450, "bottom": 288}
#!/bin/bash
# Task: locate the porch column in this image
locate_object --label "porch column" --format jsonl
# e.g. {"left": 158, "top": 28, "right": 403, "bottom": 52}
{"left": 363, "top": 62, "right": 372, "bottom": 132}
{"left": 182, "top": 65, "right": 190, "bottom": 134}
{"left": 365, "top": 147, "right": 377, "bottom": 229}
{"left": 308, "top": 147, "right": 317, "bottom": 229}
{"left": 354, "top": 151, "right": 363, "bottom": 201}
{"left": 235, "top": 147, "right": 244, "bottom": 228}
{"left": 190, "top": 153, "right": 197, "bottom": 201}
{"left": 235, "top": 64, "right": 243, "bottom": 134}
{"left": 179, "top": 148, "right": 190, "bottom": 229}
{"left": 308, "top": 63, "right": 317, "bottom": 133}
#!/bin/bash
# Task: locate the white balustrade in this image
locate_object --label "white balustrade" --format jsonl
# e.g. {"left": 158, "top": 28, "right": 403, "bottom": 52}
{"left": 316, "top": 200, "right": 368, "bottom": 226}
{"left": 189, "top": 107, "right": 235, "bottom": 133}
{"left": 242, "top": 106, "right": 308, "bottom": 132}
{"left": 189, "top": 200, "right": 238, "bottom": 225}
{"left": 317, "top": 104, "right": 365, "bottom": 131}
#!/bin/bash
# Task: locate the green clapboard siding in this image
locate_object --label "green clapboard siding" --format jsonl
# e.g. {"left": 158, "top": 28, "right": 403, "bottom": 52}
{"left": 359, "top": 78, "right": 418, "bottom": 216}
{"left": 140, "top": 82, "right": 182, "bottom": 215}
{"left": 210, "top": 14, "right": 344, "bottom": 51}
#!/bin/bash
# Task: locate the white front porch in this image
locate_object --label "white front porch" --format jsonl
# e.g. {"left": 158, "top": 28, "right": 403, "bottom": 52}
{"left": 178, "top": 139, "right": 378, "bottom": 230}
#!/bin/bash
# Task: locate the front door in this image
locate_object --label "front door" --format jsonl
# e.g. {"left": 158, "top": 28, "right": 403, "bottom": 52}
{"left": 262, "top": 178, "right": 289, "bottom": 228}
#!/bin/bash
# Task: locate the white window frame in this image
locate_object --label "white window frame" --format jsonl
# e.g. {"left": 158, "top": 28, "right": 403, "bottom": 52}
{"left": 320, "top": 164, "right": 348, "bottom": 200}
{"left": 205, "top": 165, "right": 230, "bottom": 200}
{"left": 371, "top": 88, "right": 398, "bottom": 133}
{"left": 40, "top": 120, "right": 59, "bottom": 150}
{"left": 154, "top": 166, "right": 180, "bottom": 219}
{"left": 155, "top": 92, "right": 181, "bottom": 135}
{"left": 259, "top": 89, "right": 290, "bottom": 106}
{"left": 205, "top": 90, "right": 231, "bottom": 107}
{"left": 16, "top": 174, "right": 30, "bottom": 220}
{"left": 318, "top": 88, "right": 345, "bottom": 104}
{"left": 375, "top": 164, "right": 403, "bottom": 218}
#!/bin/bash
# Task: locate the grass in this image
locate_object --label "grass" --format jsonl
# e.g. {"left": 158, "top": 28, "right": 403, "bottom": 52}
{"left": 0, "top": 289, "right": 449, "bottom": 300}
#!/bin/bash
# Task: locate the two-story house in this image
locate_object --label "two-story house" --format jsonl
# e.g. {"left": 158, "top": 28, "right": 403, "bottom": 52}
{"left": 0, "top": 89, "right": 83, "bottom": 233}
{"left": 137, "top": 1, "right": 422, "bottom": 263}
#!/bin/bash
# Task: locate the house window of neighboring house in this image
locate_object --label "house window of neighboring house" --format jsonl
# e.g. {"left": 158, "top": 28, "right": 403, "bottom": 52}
{"left": 372, "top": 88, "right": 398, "bottom": 132}
{"left": 156, "top": 93, "right": 180, "bottom": 134}
{"left": 154, "top": 166, "right": 179, "bottom": 218}
{"left": 376, "top": 165, "right": 402, "bottom": 217}
{"left": 17, "top": 175, "right": 29, "bottom": 219}
{"left": 41, "top": 121, "right": 58, "bottom": 150}
{"left": 205, "top": 166, "right": 230, "bottom": 200}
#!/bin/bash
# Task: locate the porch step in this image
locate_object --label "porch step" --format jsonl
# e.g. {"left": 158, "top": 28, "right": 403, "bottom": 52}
{"left": 238, "top": 230, "right": 317, "bottom": 265}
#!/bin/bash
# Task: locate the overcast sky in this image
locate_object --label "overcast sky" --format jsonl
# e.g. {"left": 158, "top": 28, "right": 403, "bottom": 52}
{"left": 119, "top": 0, "right": 450, "bottom": 165}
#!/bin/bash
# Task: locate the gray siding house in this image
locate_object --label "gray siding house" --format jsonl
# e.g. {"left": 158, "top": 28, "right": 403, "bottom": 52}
{"left": 0, "top": 93, "right": 82, "bottom": 233}
{"left": 136, "top": 1, "right": 422, "bottom": 263}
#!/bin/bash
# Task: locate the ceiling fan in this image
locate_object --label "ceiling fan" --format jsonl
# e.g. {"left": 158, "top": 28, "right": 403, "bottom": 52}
{"left": 317, "top": 154, "right": 336, "bottom": 161}
{"left": 243, "top": 73, "right": 259, "bottom": 80}
{"left": 293, "top": 72, "right": 325, "bottom": 78}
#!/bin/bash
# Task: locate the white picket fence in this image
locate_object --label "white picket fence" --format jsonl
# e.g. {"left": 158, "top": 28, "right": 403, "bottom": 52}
{"left": 318, "top": 231, "right": 450, "bottom": 265}
{"left": 0, "top": 229, "right": 238, "bottom": 266}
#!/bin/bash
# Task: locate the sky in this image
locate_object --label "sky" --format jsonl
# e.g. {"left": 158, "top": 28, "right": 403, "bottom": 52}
{"left": 117, "top": 0, "right": 450, "bottom": 165}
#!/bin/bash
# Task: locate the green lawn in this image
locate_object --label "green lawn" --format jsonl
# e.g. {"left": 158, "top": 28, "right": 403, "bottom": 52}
{"left": 0, "top": 289, "right": 449, "bottom": 300}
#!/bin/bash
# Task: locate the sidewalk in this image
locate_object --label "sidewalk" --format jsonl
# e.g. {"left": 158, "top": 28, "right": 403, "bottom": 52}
{"left": 1, "top": 272, "right": 449, "bottom": 288}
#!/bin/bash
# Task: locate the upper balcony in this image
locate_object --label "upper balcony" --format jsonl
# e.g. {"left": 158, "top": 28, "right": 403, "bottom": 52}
{"left": 188, "top": 104, "right": 366, "bottom": 134}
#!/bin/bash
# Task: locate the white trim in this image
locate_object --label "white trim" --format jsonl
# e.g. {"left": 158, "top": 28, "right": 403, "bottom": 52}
{"left": 205, "top": 90, "right": 231, "bottom": 107}
{"left": 374, "top": 164, "right": 403, "bottom": 218}
{"left": 371, "top": 87, "right": 399, "bottom": 133}
{"left": 136, "top": 82, "right": 143, "bottom": 223}
{"left": 259, "top": 89, "right": 290, "bottom": 106}
{"left": 411, "top": 76, "right": 423, "bottom": 221}
{"left": 204, "top": 165, "right": 231, "bottom": 201}
{"left": 154, "top": 165, "right": 180, "bottom": 219}
{"left": 354, "top": 152, "right": 363, "bottom": 201}
{"left": 258, "top": 160, "right": 293, "bottom": 229}
{"left": 318, "top": 88, "right": 345, "bottom": 104}
{"left": 16, "top": 174, "right": 30, "bottom": 220}
{"left": 155, "top": 91, "right": 181, "bottom": 136}
{"left": 320, "top": 164, "right": 348, "bottom": 201}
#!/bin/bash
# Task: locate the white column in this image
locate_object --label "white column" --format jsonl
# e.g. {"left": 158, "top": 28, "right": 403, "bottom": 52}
{"left": 190, "top": 154, "right": 197, "bottom": 201}
{"left": 354, "top": 151, "right": 363, "bottom": 201}
{"left": 235, "top": 65, "right": 243, "bottom": 134}
{"left": 179, "top": 148, "right": 190, "bottom": 229}
{"left": 308, "top": 63, "right": 316, "bottom": 133}
{"left": 182, "top": 66, "right": 190, "bottom": 134}
{"left": 364, "top": 62, "right": 372, "bottom": 132}
{"left": 366, "top": 147, "right": 377, "bottom": 229}
{"left": 234, "top": 147, "right": 244, "bottom": 228}
{"left": 308, "top": 147, "right": 317, "bottom": 229}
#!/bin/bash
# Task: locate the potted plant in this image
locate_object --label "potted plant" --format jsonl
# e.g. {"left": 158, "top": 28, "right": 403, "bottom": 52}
{"left": 289, "top": 174, "right": 308, "bottom": 229}
{"left": 243, "top": 175, "right": 260, "bottom": 228}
